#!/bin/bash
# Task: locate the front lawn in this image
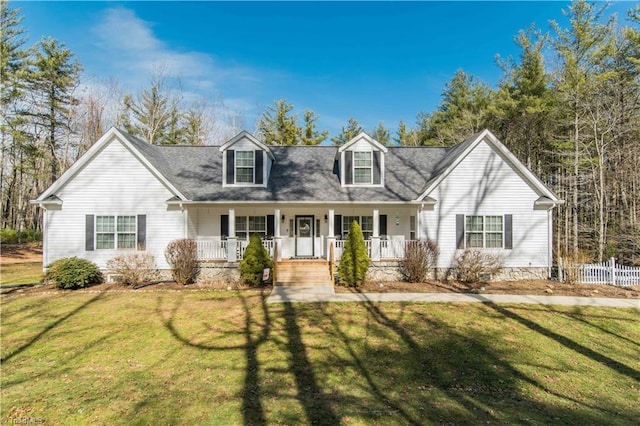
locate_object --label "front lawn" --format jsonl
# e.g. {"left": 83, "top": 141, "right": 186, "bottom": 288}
{"left": 0, "top": 262, "right": 43, "bottom": 286}
{"left": 1, "top": 291, "right": 639, "bottom": 425}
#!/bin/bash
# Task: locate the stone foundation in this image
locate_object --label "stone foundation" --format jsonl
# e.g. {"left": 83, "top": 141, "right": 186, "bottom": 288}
{"left": 198, "top": 262, "right": 241, "bottom": 284}
{"left": 366, "top": 262, "right": 548, "bottom": 282}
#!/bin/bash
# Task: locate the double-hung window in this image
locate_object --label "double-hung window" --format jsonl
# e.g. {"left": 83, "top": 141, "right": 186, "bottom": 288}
{"left": 96, "top": 215, "right": 136, "bottom": 249}
{"left": 236, "top": 216, "right": 267, "bottom": 240}
{"left": 235, "top": 151, "right": 254, "bottom": 184}
{"left": 353, "top": 151, "right": 372, "bottom": 184}
{"left": 465, "top": 215, "right": 503, "bottom": 248}
{"left": 342, "top": 215, "right": 373, "bottom": 239}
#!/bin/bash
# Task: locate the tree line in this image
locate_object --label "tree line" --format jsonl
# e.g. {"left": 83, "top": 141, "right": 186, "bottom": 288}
{"left": 1, "top": 0, "right": 639, "bottom": 264}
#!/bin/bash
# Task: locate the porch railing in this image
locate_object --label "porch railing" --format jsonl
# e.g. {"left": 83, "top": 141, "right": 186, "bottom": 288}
{"left": 197, "top": 238, "right": 274, "bottom": 261}
{"left": 196, "top": 239, "right": 227, "bottom": 260}
{"left": 333, "top": 238, "right": 410, "bottom": 260}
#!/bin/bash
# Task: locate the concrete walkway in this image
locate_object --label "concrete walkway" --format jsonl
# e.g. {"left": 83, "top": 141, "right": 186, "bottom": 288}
{"left": 267, "top": 286, "right": 640, "bottom": 308}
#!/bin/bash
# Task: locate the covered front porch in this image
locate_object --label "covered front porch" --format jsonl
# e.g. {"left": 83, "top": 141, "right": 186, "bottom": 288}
{"left": 186, "top": 204, "right": 422, "bottom": 262}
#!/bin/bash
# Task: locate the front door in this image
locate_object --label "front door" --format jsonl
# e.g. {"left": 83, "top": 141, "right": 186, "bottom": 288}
{"left": 295, "top": 216, "right": 314, "bottom": 257}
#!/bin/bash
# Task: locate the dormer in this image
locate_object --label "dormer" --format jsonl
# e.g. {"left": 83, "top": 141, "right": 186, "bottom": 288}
{"left": 337, "top": 132, "right": 387, "bottom": 187}
{"left": 220, "top": 131, "right": 275, "bottom": 187}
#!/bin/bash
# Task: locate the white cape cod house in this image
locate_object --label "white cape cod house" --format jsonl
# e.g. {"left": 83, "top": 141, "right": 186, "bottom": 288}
{"left": 33, "top": 127, "right": 562, "bottom": 280}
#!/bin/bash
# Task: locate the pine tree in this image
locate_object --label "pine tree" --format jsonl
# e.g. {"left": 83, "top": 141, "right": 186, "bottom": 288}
{"left": 394, "top": 119, "right": 417, "bottom": 146}
{"left": 0, "top": 0, "right": 30, "bottom": 230}
{"left": 337, "top": 220, "right": 370, "bottom": 287}
{"left": 416, "top": 70, "right": 492, "bottom": 146}
{"left": 123, "top": 77, "right": 182, "bottom": 145}
{"left": 300, "top": 109, "right": 328, "bottom": 145}
{"left": 370, "top": 122, "right": 390, "bottom": 145}
{"left": 28, "top": 37, "right": 82, "bottom": 182}
{"left": 257, "top": 99, "right": 300, "bottom": 145}
{"left": 331, "top": 117, "right": 362, "bottom": 146}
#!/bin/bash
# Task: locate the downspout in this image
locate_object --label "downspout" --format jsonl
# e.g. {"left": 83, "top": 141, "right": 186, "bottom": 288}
{"left": 548, "top": 207, "right": 553, "bottom": 280}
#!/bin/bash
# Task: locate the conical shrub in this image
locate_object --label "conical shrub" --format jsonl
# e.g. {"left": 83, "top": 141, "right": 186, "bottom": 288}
{"left": 240, "top": 234, "right": 274, "bottom": 286}
{"left": 337, "top": 220, "right": 370, "bottom": 287}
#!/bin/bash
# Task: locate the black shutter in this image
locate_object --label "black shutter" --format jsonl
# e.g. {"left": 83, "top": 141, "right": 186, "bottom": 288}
{"left": 85, "top": 215, "right": 94, "bottom": 251}
{"left": 334, "top": 215, "right": 342, "bottom": 237}
{"left": 504, "top": 214, "right": 513, "bottom": 249}
{"left": 345, "top": 151, "right": 353, "bottom": 184}
{"left": 267, "top": 215, "right": 275, "bottom": 237}
{"left": 373, "top": 151, "right": 381, "bottom": 184}
{"left": 456, "top": 214, "right": 465, "bottom": 249}
{"left": 137, "top": 215, "right": 146, "bottom": 250}
{"left": 226, "top": 150, "right": 235, "bottom": 184}
{"left": 221, "top": 215, "right": 229, "bottom": 237}
{"left": 254, "top": 151, "right": 263, "bottom": 184}
{"left": 379, "top": 214, "right": 387, "bottom": 236}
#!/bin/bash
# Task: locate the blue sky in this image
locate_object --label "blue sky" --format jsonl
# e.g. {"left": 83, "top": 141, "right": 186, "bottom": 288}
{"left": 15, "top": 1, "right": 636, "bottom": 141}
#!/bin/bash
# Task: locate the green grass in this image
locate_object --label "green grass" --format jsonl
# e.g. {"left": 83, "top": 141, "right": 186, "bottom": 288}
{"left": 0, "top": 262, "right": 43, "bottom": 286}
{"left": 1, "top": 291, "right": 639, "bottom": 425}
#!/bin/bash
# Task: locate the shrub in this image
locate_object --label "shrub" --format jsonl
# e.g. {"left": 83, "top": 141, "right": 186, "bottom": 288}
{"left": 20, "top": 228, "right": 43, "bottom": 243}
{"left": 165, "top": 239, "right": 199, "bottom": 285}
{"left": 400, "top": 239, "right": 439, "bottom": 282}
{"left": 337, "top": 221, "right": 370, "bottom": 287}
{"left": 106, "top": 252, "right": 158, "bottom": 286}
{"left": 559, "top": 251, "right": 591, "bottom": 284}
{"left": 0, "top": 228, "right": 43, "bottom": 244}
{"left": 453, "top": 249, "right": 503, "bottom": 283}
{"left": 46, "top": 257, "right": 102, "bottom": 289}
{"left": 1, "top": 228, "right": 18, "bottom": 244}
{"left": 239, "top": 234, "right": 273, "bottom": 286}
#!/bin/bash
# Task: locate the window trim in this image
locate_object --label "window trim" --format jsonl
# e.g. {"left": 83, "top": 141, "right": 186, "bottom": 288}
{"left": 463, "top": 215, "right": 504, "bottom": 249}
{"left": 235, "top": 215, "right": 267, "bottom": 240}
{"left": 95, "top": 215, "right": 137, "bottom": 250}
{"left": 341, "top": 215, "right": 374, "bottom": 240}
{"left": 352, "top": 151, "right": 373, "bottom": 184}
{"left": 235, "top": 150, "right": 255, "bottom": 184}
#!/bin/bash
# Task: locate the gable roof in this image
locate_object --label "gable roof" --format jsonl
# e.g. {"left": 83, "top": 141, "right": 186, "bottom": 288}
{"left": 416, "top": 129, "right": 562, "bottom": 204}
{"left": 33, "top": 127, "right": 188, "bottom": 203}
{"left": 219, "top": 130, "right": 275, "bottom": 160}
{"left": 338, "top": 132, "right": 388, "bottom": 153}
{"left": 34, "top": 128, "right": 562, "bottom": 206}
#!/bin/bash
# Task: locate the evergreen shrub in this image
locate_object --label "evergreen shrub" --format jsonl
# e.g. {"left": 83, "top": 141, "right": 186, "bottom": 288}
{"left": 337, "top": 221, "right": 370, "bottom": 287}
{"left": 46, "top": 257, "right": 102, "bottom": 289}
{"left": 239, "top": 234, "right": 273, "bottom": 286}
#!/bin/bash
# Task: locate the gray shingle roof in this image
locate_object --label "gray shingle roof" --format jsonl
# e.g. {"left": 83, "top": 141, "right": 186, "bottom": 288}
{"left": 119, "top": 129, "right": 466, "bottom": 203}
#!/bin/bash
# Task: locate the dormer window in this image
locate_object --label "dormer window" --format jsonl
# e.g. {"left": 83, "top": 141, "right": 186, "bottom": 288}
{"left": 220, "top": 131, "right": 274, "bottom": 187}
{"left": 338, "top": 132, "right": 387, "bottom": 187}
{"left": 354, "top": 152, "right": 372, "bottom": 184}
{"left": 235, "top": 151, "right": 254, "bottom": 184}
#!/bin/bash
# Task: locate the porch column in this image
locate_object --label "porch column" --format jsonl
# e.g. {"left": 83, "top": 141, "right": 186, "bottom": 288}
{"left": 327, "top": 209, "right": 335, "bottom": 261}
{"left": 371, "top": 209, "right": 381, "bottom": 261}
{"left": 274, "top": 208, "right": 282, "bottom": 261}
{"left": 227, "top": 208, "right": 237, "bottom": 262}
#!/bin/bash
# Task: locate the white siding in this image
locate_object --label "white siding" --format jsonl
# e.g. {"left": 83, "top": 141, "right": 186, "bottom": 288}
{"left": 421, "top": 141, "right": 550, "bottom": 269}
{"left": 46, "top": 137, "right": 184, "bottom": 269}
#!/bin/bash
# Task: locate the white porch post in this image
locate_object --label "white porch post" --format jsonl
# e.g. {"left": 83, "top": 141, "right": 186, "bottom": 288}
{"left": 371, "top": 209, "right": 381, "bottom": 261}
{"left": 274, "top": 208, "right": 282, "bottom": 261}
{"left": 327, "top": 209, "right": 335, "bottom": 261}
{"left": 227, "top": 208, "right": 237, "bottom": 262}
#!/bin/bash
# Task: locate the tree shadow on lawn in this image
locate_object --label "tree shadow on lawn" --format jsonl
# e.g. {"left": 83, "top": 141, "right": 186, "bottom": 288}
{"left": 1, "top": 292, "right": 106, "bottom": 364}
{"left": 159, "top": 294, "right": 639, "bottom": 425}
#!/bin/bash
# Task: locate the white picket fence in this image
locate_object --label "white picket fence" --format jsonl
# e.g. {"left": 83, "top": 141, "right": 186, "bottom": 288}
{"left": 559, "top": 257, "right": 640, "bottom": 286}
